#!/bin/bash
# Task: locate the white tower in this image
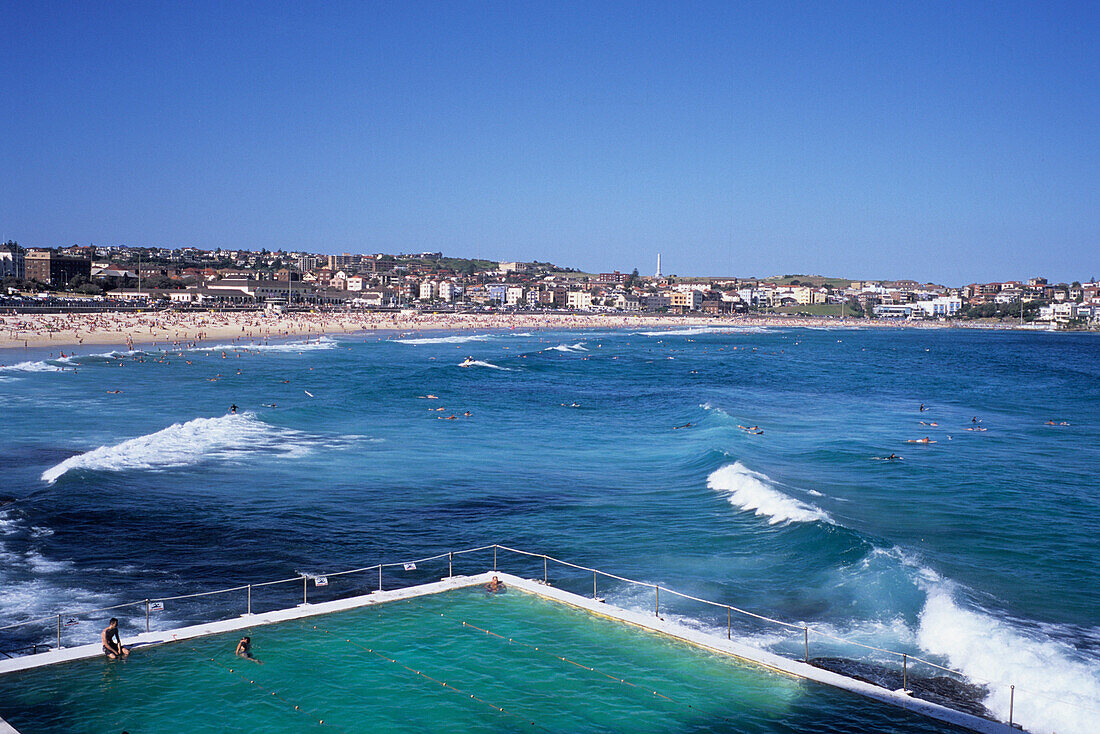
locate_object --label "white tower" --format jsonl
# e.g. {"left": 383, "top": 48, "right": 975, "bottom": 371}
{"left": 656, "top": 253, "right": 662, "bottom": 278}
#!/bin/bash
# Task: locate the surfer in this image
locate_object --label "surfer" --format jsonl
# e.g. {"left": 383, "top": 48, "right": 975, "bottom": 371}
{"left": 906, "top": 437, "right": 935, "bottom": 444}
{"left": 101, "top": 618, "right": 130, "bottom": 659}
{"left": 229, "top": 404, "right": 238, "bottom": 413}
{"left": 672, "top": 423, "right": 692, "bottom": 430}
{"left": 460, "top": 356, "right": 475, "bottom": 367}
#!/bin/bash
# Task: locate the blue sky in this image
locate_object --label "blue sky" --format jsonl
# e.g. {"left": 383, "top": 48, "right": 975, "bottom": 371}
{"left": 2, "top": 1, "right": 1097, "bottom": 283}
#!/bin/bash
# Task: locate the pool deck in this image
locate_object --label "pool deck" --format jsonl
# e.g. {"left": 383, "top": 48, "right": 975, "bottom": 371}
{"left": 0, "top": 570, "right": 1020, "bottom": 734}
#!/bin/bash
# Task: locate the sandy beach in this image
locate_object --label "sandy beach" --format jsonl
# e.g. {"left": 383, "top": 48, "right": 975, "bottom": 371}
{"left": 0, "top": 310, "right": 946, "bottom": 354}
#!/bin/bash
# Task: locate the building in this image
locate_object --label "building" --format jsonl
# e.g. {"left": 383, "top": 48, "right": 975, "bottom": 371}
{"left": 566, "top": 291, "right": 593, "bottom": 310}
{"left": 498, "top": 262, "right": 531, "bottom": 275}
{"left": 0, "top": 243, "right": 25, "bottom": 280}
{"left": 613, "top": 293, "right": 641, "bottom": 311}
{"left": 595, "top": 271, "right": 626, "bottom": 285}
{"left": 916, "top": 297, "right": 963, "bottom": 318}
{"left": 327, "top": 253, "right": 362, "bottom": 271}
{"left": 487, "top": 284, "right": 509, "bottom": 304}
{"left": 419, "top": 280, "right": 440, "bottom": 301}
{"left": 505, "top": 285, "right": 526, "bottom": 306}
{"left": 438, "top": 281, "right": 456, "bottom": 302}
{"left": 668, "top": 290, "right": 702, "bottom": 311}
{"left": 24, "top": 250, "right": 92, "bottom": 286}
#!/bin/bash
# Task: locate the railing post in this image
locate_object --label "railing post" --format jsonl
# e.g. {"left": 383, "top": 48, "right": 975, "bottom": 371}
{"left": 302, "top": 575, "right": 308, "bottom": 605}
{"left": 543, "top": 555, "right": 548, "bottom": 584}
{"left": 593, "top": 570, "right": 597, "bottom": 599}
{"left": 727, "top": 607, "right": 731, "bottom": 640}
{"left": 493, "top": 546, "right": 497, "bottom": 571}
{"left": 448, "top": 552, "right": 453, "bottom": 578}
{"left": 378, "top": 565, "right": 383, "bottom": 592}
{"left": 145, "top": 599, "right": 150, "bottom": 633}
{"left": 803, "top": 627, "right": 809, "bottom": 662}
{"left": 247, "top": 584, "right": 252, "bottom": 615}
{"left": 56, "top": 614, "right": 61, "bottom": 650}
{"left": 902, "top": 654, "right": 907, "bottom": 692}
{"left": 655, "top": 585, "right": 659, "bottom": 617}
{"left": 1009, "top": 685, "right": 1014, "bottom": 726}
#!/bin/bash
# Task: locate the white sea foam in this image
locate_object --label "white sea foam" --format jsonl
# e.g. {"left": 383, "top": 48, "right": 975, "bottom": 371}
{"left": 916, "top": 581, "right": 1100, "bottom": 734}
{"left": 457, "top": 360, "right": 514, "bottom": 371}
{"left": 398, "top": 331, "right": 533, "bottom": 345}
{"left": 706, "top": 462, "right": 832, "bottom": 525}
{"left": 548, "top": 343, "right": 588, "bottom": 353}
{"left": 198, "top": 337, "right": 337, "bottom": 353}
{"left": 699, "top": 402, "right": 731, "bottom": 417}
{"left": 0, "top": 360, "right": 62, "bottom": 373}
{"left": 41, "top": 413, "right": 311, "bottom": 484}
{"left": 636, "top": 326, "right": 768, "bottom": 337}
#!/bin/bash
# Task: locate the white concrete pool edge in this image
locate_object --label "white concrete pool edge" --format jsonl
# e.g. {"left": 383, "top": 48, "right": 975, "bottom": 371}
{"left": 504, "top": 574, "right": 1018, "bottom": 734}
{"left": 0, "top": 570, "right": 1019, "bottom": 734}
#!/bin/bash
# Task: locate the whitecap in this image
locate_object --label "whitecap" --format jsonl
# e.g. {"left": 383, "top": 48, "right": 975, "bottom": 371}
{"left": 398, "top": 333, "right": 495, "bottom": 345}
{"left": 547, "top": 343, "right": 588, "bottom": 353}
{"left": 197, "top": 337, "right": 337, "bottom": 353}
{"left": 916, "top": 581, "right": 1100, "bottom": 734}
{"left": 706, "top": 462, "right": 832, "bottom": 525}
{"left": 0, "top": 360, "right": 62, "bottom": 373}
{"left": 457, "top": 360, "right": 514, "bottom": 371}
{"left": 41, "top": 413, "right": 311, "bottom": 484}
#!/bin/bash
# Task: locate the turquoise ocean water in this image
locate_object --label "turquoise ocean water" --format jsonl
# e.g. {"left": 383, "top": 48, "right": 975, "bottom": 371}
{"left": 1, "top": 325, "right": 1097, "bottom": 733}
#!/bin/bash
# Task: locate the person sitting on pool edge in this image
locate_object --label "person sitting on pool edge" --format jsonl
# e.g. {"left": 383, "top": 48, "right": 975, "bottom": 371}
{"left": 102, "top": 618, "right": 129, "bottom": 659}
{"left": 485, "top": 576, "right": 505, "bottom": 593}
{"left": 236, "top": 636, "right": 262, "bottom": 663}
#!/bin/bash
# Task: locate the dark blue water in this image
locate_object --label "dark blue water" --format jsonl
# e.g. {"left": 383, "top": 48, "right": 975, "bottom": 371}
{"left": 1, "top": 325, "right": 1097, "bottom": 733}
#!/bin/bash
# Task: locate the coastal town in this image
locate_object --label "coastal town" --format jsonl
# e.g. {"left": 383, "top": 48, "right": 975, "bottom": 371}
{"left": 1, "top": 241, "right": 1097, "bottom": 329}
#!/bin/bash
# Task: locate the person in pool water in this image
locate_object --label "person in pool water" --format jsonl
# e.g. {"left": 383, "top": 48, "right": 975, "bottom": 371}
{"left": 235, "top": 636, "right": 261, "bottom": 664}
{"left": 485, "top": 576, "right": 505, "bottom": 593}
{"left": 101, "top": 618, "right": 129, "bottom": 659}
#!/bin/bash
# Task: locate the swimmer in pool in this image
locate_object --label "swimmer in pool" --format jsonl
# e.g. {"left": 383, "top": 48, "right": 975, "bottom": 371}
{"left": 485, "top": 576, "right": 505, "bottom": 593}
{"left": 236, "top": 636, "right": 262, "bottom": 664}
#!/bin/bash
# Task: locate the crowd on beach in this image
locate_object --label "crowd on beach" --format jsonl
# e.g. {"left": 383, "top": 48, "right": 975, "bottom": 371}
{"left": 0, "top": 310, "right": 944, "bottom": 351}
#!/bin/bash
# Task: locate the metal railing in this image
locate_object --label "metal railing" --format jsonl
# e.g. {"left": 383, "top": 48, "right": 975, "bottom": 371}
{"left": 1, "top": 543, "right": 1092, "bottom": 730}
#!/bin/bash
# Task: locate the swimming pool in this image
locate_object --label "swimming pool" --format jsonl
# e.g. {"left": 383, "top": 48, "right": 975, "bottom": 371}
{"left": 0, "top": 585, "right": 970, "bottom": 733}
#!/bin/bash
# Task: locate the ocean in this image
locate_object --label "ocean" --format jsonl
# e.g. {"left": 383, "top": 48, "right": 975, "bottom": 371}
{"left": 1, "top": 325, "right": 1097, "bottom": 733}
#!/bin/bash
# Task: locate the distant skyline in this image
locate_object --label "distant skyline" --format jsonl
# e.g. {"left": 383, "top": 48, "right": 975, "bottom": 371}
{"left": 2, "top": 2, "right": 1098, "bottom": 284}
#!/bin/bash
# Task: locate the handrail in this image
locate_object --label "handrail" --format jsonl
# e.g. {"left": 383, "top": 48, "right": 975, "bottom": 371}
{"left": 1, "top": 542, "right": 1094, "bottom": 725}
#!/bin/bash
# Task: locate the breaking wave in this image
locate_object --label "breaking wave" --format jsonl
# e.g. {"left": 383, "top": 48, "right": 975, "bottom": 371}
{"left": 41, "top": 413, "right": 311, "bottom": 484}
{"left": 197, "top": 337, "right": 337, "bottom": 353}
{"left": 548, "top": 343, "right": 588, "bottom": 353}
{"left": 0, "top": 360, "right": 62, "bottom": 373}
{"left": 706, "top": 462, "right": 832, "bottom": 525}
{"left": 398, "top": 332, "right": 533, "bottom": 345}
{"left": 457, "top": 360, "right": 513, "bottom": 371}
{"left": 916, "top": 579, "right": 1100, "bottom": 734}
{"left": 636, "top": 326, "right": 768, "bottom": 337}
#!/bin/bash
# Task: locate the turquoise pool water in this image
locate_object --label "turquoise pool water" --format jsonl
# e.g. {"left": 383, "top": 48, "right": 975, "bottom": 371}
{"left": 0, "top": 587, "right": 968, "bottom": 733}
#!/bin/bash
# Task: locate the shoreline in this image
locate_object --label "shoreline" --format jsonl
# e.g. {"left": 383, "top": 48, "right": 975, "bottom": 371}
{"left": 0, "top": 310, "right": 1057, "bottom": 354}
